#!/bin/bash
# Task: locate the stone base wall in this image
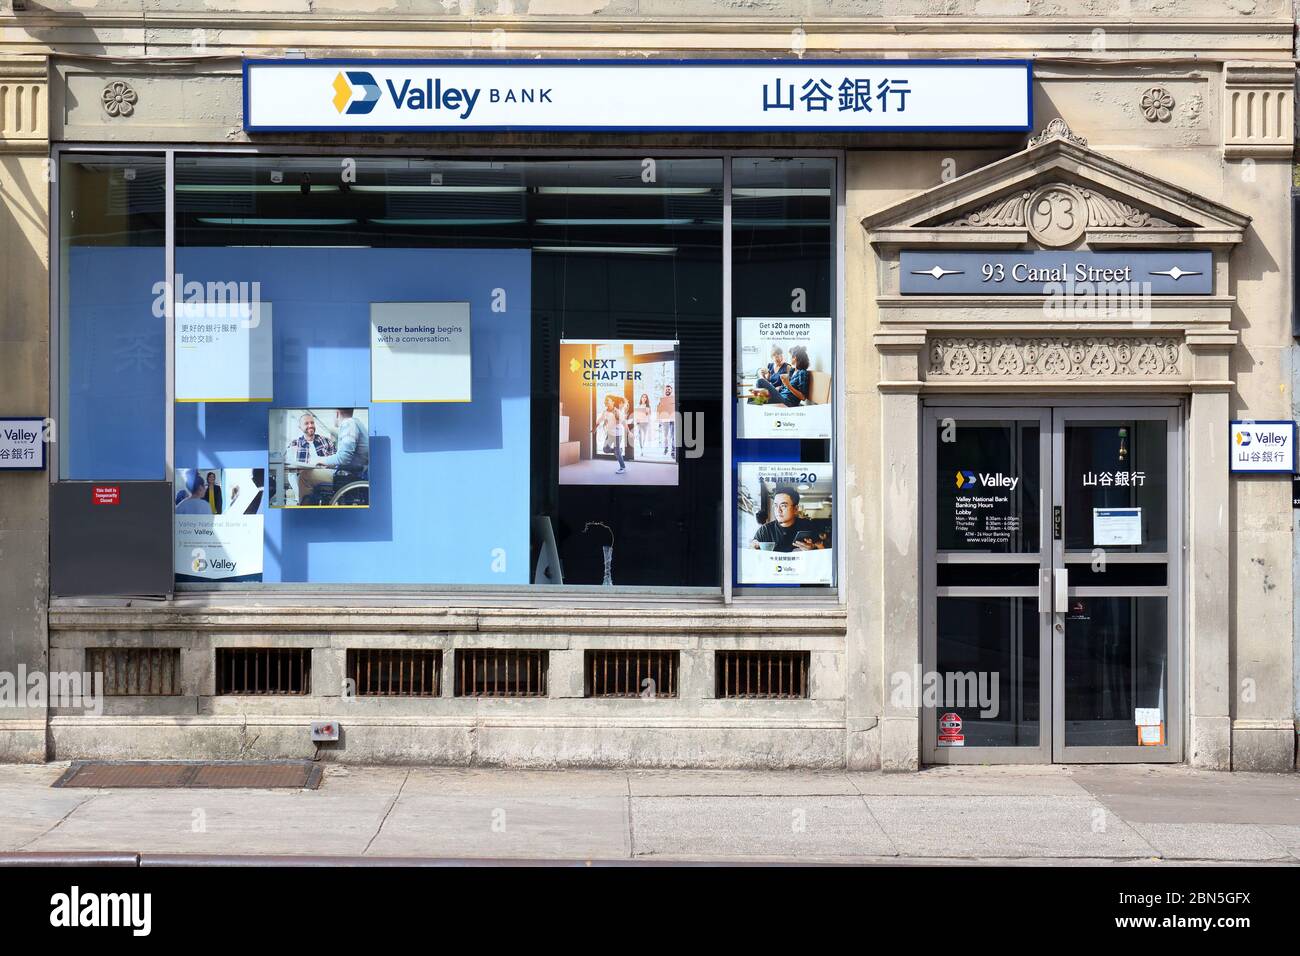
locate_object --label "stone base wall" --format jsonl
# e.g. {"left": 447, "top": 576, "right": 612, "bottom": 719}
{"left": 32, "top": 604, "right": 857, "bottom": 769}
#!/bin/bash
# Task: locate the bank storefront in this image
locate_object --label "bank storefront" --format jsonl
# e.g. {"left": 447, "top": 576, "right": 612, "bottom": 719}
{"left": 0, "top": 13, "right": 1294, "bottom": 770}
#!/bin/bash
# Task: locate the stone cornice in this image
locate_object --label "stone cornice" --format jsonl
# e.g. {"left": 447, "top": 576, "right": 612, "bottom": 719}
{"left": 875, "top": 295, "right": 1236, "bottom": 316}
{"left": 1, "top": 14, "right": 1294, "bottom": 33}
{"left": 0, "top": 54, "right": 45, "bottom": 80}
{"left": 49, "top": 603, "right": 849, "bottom": 634}
{"left": 1223, "top": 60, "right": 1296, "bottom": 87}
{"left": 0, "top": 16, "right": 1294, "bottom": 58}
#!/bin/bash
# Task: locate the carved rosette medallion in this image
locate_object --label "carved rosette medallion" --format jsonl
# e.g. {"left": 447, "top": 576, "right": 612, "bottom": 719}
{"left": 1140, "top": 88, "right": 1175, "bottom": 123}
{"left": 102, "top": 80, "right": 138, "bottom": 118}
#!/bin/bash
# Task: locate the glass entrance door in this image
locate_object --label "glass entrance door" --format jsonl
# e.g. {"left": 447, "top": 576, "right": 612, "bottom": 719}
{"left": 923, "top": 405, "right": 1181, "bottom": 764}
{"left": 922, "top": 408, "right": 1052, "bottom": 763}
{"left": 1052, "top": 407, "right": 1181, "bottom": 762}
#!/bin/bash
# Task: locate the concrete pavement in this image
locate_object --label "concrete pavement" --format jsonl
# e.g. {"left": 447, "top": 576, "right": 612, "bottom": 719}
{"left": 0, "top": 763, "right": 1297, "bottom": 864}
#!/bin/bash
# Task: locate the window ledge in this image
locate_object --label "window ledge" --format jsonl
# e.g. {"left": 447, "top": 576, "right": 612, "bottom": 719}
{"left": 49, "top": 596, "right": 848, "bottom": 634}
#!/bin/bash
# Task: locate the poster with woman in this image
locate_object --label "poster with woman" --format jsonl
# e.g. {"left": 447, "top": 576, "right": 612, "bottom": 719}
{"left": 735, "top": 316, "right": 832, "bottom": 439}
{"left": 173, "top": 467, "right": 266, "bottom": 582}
{"left": 558, "top": 339, "right": 679, "bottom": 486}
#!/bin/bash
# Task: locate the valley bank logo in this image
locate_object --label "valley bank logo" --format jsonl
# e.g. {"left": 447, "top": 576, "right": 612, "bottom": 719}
{"left": 955, "top": 469, "right": 1019, "bottom": 491}
{"left": 332, "top": 70, "right": 381, "bottom": 115}
{"left": 1235, "top": 425, "right": 1291, "bottom": 449}
{"left": 329, "top": 69, "right": 551, "bottom": 121}
{"left": 189, "top": 546, "right": 235, "bottom": 575}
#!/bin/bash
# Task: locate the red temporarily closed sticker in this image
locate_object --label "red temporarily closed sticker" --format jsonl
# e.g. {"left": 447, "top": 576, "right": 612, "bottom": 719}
{"left": 92, "top": 485, "right": 121, "bottom": 505}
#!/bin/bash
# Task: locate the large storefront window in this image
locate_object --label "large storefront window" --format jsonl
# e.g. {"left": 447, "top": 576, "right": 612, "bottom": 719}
{"left": 57, "top": 153, "right": 166, "bottom": 479}
{"left": 732, "top": 157, "right": 836, "bottom": 589}
{"left": 56, "top": 150, "right": 840, "bottom": 594}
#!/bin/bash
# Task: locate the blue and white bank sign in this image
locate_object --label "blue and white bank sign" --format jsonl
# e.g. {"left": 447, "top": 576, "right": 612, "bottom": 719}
{"left": 243, "top": 59, "right": 1032, "bottom": 132}
{"left": 1229, "top": 420, "right": 1296, "bottom": 474}
{"left": 0, "top": 417, "right": 46, "bottom": 470}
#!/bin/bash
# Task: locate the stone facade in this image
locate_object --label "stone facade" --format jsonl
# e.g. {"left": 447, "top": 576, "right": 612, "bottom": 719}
{"left": 0, "top": 2, "right": 1295, "bottom": 770}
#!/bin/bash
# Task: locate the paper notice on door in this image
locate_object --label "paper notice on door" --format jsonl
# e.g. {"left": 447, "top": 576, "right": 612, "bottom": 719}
{"left": 1134, "top": 707, "right": 1161, "bottom": 726}
{"left": 1093, "top": 507, "right": 1141, "bottom": 546}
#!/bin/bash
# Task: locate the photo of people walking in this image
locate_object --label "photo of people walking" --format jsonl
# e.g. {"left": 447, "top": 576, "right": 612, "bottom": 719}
{"left": 559, "top": 339, "right": 679, "bottom": 486}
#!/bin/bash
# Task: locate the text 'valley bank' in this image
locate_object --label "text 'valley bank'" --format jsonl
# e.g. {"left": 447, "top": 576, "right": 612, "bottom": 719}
{"left": 383, "top": 77, "right": 553, "bottom": 119}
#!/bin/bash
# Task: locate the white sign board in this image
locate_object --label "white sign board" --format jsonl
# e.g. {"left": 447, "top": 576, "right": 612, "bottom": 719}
{"left": 1134, "top": 707, "right": 1162, "bottom": 727}
{"left": 175, "top": 514, "right": 264, "bottom": 582}
{"left": 371, "top": 302, "right": 472, "bottom": 403}
{"left": 1229, "top": 420, "right": 1295, "bottom": 474}
{"left": 176, "top": 301, "right": 274, "bottom": 402}
{"left": 1092, "top": 508, "right": 1142, "bottom": 547}
{"left": 0, "top": 418, "right": 45, "bottom": 470}
{"left": 244, "top": 59, "right": 1033, "bottom": 132}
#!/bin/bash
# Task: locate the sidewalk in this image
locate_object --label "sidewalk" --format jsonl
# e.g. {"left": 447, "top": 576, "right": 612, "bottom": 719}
{"left": 1, "top": 763, "right": 1297, "bottom": 865}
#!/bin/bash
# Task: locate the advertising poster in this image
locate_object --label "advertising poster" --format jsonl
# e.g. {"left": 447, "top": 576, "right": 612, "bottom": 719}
{"left": 174, "top": 467, "right": 266, "bottom": 582}
{"left": 371, "top": 301, "right": 472, "bottom": 403}
{"left": 268, "top": 407, "right": 371, "bottom": 508}
{"left": 175, "top": 301, "right": 273, "bottom": 402}
{"left": 735, "top": 317, "right": 832, "bottom": 439}
{"left": 736, "top": 462, "right": 834, "bottom": 585}
{"left": 558, "top": 339, "right": 678, "bottom": 486}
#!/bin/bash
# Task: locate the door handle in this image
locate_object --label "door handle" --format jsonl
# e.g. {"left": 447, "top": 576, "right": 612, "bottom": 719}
{"left": 1039, "top": 568, "right": 1053, "bottom": 614}
{"left": 1054, "top": 568, "right": 1069, "bottom": 614}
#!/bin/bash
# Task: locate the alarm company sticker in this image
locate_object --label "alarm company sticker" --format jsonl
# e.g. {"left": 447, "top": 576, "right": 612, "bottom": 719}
{"left": 938, "top": 712, "right": 965, "bottom": 747}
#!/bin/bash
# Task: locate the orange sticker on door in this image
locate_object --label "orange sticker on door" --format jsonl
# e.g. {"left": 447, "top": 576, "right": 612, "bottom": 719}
{"left": 1137, "top": 724, "right": 1165, "bottom": 746}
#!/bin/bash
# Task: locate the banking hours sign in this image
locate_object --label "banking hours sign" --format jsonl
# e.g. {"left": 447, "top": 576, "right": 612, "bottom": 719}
{"left": 244, "top": 58, "right": 1032, "bottom": 132}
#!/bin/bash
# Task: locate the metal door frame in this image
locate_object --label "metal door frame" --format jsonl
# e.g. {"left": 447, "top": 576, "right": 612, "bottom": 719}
{"left": 921, "top": 396, "right": 1186, "bottom": 765}
{"left": 1050, "top": 405, "right": 1183, "bottom": 763}
{"left": 921, "top": 405, "right": 1053, "bottom": 764}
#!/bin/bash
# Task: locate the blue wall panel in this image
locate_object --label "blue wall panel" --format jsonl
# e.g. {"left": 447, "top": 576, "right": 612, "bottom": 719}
{"left": 69, "top": 246, "right": 531, "bottom": 583}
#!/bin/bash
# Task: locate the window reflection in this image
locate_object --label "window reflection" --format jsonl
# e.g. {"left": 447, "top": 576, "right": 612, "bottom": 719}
{"left": 1064, "top": 596, "right": 1168, "bottom": 747}
{"left": 936, "top": 597, "right": 1040, "bottom": 747}
{"left": 731, "top": 157, "right": 837, "bottom": 589}
{"left": 59, "top": 154, "right": 166, "bottom": 479}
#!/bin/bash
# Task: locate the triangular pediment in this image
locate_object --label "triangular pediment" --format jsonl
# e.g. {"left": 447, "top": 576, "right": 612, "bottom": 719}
{"left": 863, "top": 119, "right": 1249, "bottom": 250}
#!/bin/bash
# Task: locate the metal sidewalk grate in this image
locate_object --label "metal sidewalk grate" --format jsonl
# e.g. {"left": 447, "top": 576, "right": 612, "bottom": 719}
{"left": 52, "top": 761, "right": 323, "bottom": 790}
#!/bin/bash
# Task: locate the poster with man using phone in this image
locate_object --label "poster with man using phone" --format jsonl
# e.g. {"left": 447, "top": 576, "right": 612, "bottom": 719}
{"left": 737, "top": 462, "right": 833, "bottom": 585}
